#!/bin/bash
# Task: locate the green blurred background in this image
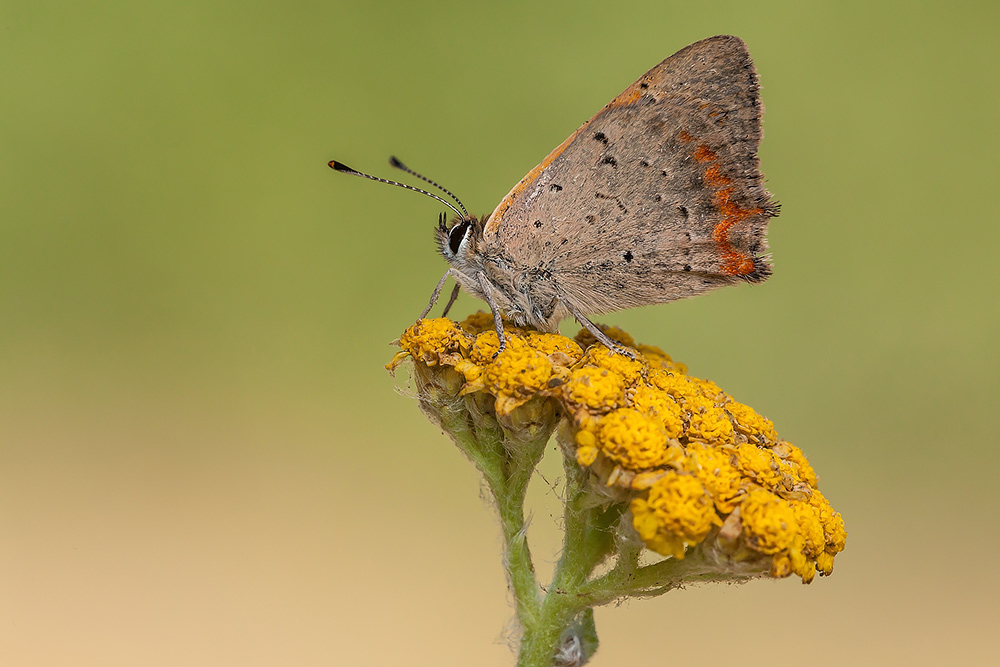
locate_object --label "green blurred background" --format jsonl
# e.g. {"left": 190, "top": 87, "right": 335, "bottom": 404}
{"left": 2, "top": 1, "right": 997, "bottom": 664}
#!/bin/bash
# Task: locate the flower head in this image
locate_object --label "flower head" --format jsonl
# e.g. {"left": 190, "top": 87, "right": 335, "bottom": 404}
{"left": 631, "top": 472, "right": 720, "bottom": 559}
{"left": 390, "top": 315, "right": 846, "bottom": 583}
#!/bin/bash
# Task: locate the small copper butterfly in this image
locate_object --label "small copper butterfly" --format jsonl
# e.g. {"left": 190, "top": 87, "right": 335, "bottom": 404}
{"left": 332, "top": 35, "right": 778, "bottom": 356}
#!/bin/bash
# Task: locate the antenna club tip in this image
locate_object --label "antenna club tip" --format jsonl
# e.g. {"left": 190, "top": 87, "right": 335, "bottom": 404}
{"left": 389, "top": 156, "right": 406, "bottom": 169}
{"left": 329, "top": 160, "right": 354, "bottom": 173}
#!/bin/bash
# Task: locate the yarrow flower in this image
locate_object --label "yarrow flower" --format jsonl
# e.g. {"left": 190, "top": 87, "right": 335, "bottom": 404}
{"left": 388, "top": 314, "right": 846, "bottom": 664}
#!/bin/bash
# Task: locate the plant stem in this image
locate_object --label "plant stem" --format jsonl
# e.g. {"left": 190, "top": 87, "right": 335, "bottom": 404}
{"left": 435, "top": 394, "right": 553, "bottom": 638}
{"left": 516, "top": 459, "right": 614, "bottom": 666}
{"left": 576, "top": 546, "right": 768, "bottom": 607}
{"left": 487, "top": 444, "right": 547, "bottom": 631}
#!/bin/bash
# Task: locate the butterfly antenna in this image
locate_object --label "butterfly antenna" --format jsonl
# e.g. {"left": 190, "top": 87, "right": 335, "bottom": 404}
{"left": 329, "top": 160, "right": 465, "bottom": 219}
{"left": 389, "top": 156, "right": 469, "bottom": 219}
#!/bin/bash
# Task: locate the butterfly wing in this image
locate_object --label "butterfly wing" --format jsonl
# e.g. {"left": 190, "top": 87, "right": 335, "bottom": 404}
{"left": 481, "top": 35, "right": 778, "bottom": 318}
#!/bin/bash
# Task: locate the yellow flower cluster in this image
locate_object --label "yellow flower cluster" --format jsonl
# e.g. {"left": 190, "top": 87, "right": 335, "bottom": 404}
{"left": 389, "top": 315, "right": 846, "bottom": 583}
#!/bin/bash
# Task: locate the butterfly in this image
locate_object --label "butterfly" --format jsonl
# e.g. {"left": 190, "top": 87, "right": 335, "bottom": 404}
{"left": 332, "top": 35, "right": 778, "bottom": 356}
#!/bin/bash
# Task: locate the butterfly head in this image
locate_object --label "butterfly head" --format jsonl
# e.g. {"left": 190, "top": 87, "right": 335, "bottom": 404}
{"left": 437, "top": 212, "right": 484, "bottom": 271}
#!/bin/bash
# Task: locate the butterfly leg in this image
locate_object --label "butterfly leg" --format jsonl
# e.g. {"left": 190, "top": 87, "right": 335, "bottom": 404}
{"left": 561, "top": 299, "right": 637, "bottom": 359}
{"left": 440, "top": 284, "right": 461, "bottom": 318}
{"left": 476, "top": 272, "right": 508, "bottom": 356}
{"left": 420, "top": 269, "right": 457, "bottom": 320}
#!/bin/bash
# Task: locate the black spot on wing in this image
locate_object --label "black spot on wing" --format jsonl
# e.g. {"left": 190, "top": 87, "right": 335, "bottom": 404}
{"left": 549, "top": 184, "right": 562, "bottom": 192}
{"left": 624, "top": 251, "right": 633, "bottom": 262}
{"left": 593, "top": 131, "right": 609, "bottom": 144}
{"left": 595, "top": 192, "right": 628, "bottom": 214}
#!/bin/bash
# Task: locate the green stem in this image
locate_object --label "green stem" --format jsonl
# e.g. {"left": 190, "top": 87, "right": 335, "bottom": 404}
{"left": 576, "top": 547, "right": 769, "bottom": 607}
{"left": 516, "top": 459, "right": 615, "bottom": 667}
{"left": 493, "top": 479, "right": 541, "bottom": 630}
{"left": 485, "top": 428, "right": 550, "bottom": 632}
{"left": 436, "top": 394, "right": 551, "bottom": 635}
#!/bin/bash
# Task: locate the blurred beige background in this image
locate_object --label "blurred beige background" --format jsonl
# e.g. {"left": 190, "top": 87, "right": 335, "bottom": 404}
{"left": 2, "top": 1, "right": 997, "bottom": 665}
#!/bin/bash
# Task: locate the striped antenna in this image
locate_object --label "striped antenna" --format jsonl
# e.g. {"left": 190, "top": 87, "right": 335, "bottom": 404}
{"left": 328, "top": 160, "right": 465, "bottom": 219}
{"left": 389, "top": 156, "right": 468, "bottom": 219}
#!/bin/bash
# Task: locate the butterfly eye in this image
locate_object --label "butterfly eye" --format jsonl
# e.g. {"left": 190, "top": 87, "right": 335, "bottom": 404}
{"left": 448, "top": 220, "right": 471, "bottom": 255}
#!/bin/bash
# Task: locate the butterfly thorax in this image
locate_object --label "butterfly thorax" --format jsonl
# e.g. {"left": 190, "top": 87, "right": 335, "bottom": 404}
{"left": 437, "top": 213, "right": 568, "bottom": 331}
